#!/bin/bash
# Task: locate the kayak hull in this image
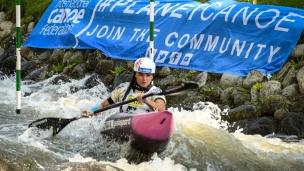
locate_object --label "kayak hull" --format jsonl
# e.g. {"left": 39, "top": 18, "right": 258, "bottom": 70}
{"left": 100, "top": 110, "right": 174, "bottom": 153}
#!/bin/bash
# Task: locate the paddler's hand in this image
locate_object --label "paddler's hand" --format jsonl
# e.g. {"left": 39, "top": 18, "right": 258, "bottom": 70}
{"left": 137, "top": 92, "right": 148, "bottom": 104}
{"left": 82, "top": 110, "right": 92, "bottom": 118}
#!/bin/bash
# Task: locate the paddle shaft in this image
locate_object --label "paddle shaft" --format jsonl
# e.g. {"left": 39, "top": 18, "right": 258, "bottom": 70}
{"left": 92, "top": 82, "right": 196, "bottom": 114}
{"left": 28, "top": 82, "right": 198, "bottom": 135}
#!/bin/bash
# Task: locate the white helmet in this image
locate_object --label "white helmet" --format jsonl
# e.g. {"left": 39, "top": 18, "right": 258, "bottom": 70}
{"left": 133, "top": 57, "right": 155, "bottom": 74}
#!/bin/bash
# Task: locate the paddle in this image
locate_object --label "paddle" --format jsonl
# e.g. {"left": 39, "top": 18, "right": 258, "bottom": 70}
{"left": 28, "top": 82, "right": 198, "bottom": 136}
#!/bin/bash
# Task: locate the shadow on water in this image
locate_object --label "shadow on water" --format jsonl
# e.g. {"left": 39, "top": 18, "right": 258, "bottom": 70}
{"left": 0, "top": 136, "right": 68, "bottom": 171}
{"left": 77, "top": 135, "right": 156, "bottom": 164}
{"left": 124, "top": 148, "right": 159, "bottom": 164}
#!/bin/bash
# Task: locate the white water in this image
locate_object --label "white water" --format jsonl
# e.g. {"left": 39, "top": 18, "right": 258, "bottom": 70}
{"left": 0, "top": 74, "right": 303, "bottom": 171}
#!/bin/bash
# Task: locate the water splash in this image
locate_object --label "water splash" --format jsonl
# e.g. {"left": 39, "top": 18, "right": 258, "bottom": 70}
{"left": 0, "top": 75, "right": 303, "bottom": 171}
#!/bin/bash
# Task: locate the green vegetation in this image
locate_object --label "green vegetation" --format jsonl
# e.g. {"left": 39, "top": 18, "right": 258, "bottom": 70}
{"left": 0, "top": 0, "right": 52, "bottom": 22}
{"left": 270, "top": 74, "right": 277, "bottom": 80}
{"left": 253, "top": 82, "right": 263, "bottom": 91}
{"left": 246, "top": 0, "right": 304, "bottom": 9}
{"left": 69, "top": 58, "right": 85, "bottom": 67}
{"left": 197, "top": 0, "right": 304, "bottom": 9}
{"left": 111, "top": 66, "right": 129, "bottom": 77}
{"left": 1, "top": 0, "right": 303, "bottom": 23}
{"left": 203, "top": 86, "right": 216, "bottom": 95}
{"left": 223, "top": 99, "right": 234, "bottom": 106}
{"left": 67, "top": 62, "right": 79, "bottom": 70}
{"left": 0, "top": 1, "right": 15, "bottom": 20}
{"left": 291, "top": 57, "right": 303, "bottom": 69}
{"left": 52, "top": 63, "right": 65, "bottom": 74}
{"left": 239, "top": 87, "right": 250, "bottom": 94}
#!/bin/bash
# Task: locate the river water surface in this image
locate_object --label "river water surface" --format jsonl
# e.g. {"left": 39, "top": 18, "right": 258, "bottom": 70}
{"left": 0, "top": 74, "right": 304, "bottom": 171}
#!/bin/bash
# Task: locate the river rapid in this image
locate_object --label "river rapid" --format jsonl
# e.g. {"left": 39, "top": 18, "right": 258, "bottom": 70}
{"left": 0, "top": 74, "right": 304, "bottom": 171}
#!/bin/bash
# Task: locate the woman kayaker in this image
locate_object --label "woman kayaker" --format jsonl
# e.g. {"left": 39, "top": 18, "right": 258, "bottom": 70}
{"left": 82, "top": 57, "right": 166, "bottom": 117}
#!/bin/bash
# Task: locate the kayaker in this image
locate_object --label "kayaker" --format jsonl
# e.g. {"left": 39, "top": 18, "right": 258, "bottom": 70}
{"left": 82, "top": 57, "right": 166, "bottom": 117}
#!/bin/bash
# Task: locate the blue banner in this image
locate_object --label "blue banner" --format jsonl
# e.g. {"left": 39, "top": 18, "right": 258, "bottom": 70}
{"left": 23, "top": 0, "right": 304, "bottom": 76}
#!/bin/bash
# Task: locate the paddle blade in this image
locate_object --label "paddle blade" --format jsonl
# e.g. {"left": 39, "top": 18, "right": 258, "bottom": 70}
{"left": 29, "top": 117, "right": 78, "bottom": 136}
{"left": 159, "top": 82, "right": 198, "bottom": 96}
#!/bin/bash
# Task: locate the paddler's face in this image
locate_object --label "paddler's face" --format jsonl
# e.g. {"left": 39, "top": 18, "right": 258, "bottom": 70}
{"left": 135, "top": 72, "right": 154, "bottom": 87}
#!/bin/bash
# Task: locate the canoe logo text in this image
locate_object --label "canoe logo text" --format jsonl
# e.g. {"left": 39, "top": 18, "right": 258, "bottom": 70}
{"left": 103, "top": 118, "right": 131, "bottom": 131}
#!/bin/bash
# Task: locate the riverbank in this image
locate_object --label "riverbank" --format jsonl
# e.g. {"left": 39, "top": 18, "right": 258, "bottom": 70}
{"left": 0, "top": 79, "right": 303, "bottom": 171}
{"left": 0, "top": 5, "right": 304, "bottom": 142}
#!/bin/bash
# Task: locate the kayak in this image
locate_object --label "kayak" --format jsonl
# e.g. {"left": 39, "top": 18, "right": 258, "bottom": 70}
{"left": 100, "top": 110, "right": 174, "bottom": 153}
{"left": 28, "top": 110, "right": 174, "bottom": 153}
{"left": 28, "top": 83, "right": 196, "bottom": 148}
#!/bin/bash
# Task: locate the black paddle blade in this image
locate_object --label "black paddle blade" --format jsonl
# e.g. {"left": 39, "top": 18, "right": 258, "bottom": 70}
{"left": 160, "top": 82, "right": 198, "bottom": 96}
{"left": 28, "top": 117, "right": 78, "bottom": 136}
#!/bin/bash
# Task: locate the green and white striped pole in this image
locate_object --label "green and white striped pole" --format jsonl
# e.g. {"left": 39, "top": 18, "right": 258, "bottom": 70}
{"left": 16, "top": 0, "right": 21, "bottom": 114}
{"left": 149, "top": 0, "right": 154, "bottom": 61}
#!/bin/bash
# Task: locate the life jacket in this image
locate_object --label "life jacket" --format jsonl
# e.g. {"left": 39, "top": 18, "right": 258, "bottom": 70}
{"left": 121, "top": 85, "right": 158, "bottom": 113}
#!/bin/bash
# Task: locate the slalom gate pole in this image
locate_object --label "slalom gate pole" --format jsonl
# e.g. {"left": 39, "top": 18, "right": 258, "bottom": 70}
{"left": 16, "top": 0, "right": 21, "bottom": 114}
{"left": 149, "top": 0, "right": 154, "bottom": 60}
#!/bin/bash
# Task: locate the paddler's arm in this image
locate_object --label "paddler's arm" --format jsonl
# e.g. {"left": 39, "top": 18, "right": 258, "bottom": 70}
{"left": 82, "top": 83, "right": 124, "bottom": 117}
{"left": 137, "top": 92, "right": 166, "bottom": 111}
{"left": 82, "top": 98, "right": 111, "bottom": 117}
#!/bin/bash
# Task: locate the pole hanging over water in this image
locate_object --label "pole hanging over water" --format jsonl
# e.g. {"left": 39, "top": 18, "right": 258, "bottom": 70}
{"left": 16, "top": 0, "right": 21, "bottom": 114}
{"left": 149, "top": 0, "right": 154, "bottom": 61}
